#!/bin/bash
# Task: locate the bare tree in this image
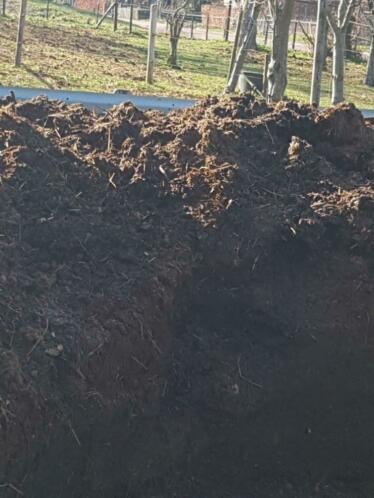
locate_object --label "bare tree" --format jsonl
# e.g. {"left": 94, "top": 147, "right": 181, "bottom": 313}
{"left": 327, "top": 0, "right": 356, "bottom": 104}
{"left": 247, "top": 1, "right": 263, "bottom": 49}
{"left": 15, "top": 0, "right": 27, "bottom": 67}
{"left": 164, "top": 0, "right": 188, "bottom": 68}
{"left": 366, "top": 26, "right": 374, "bottom": 85}
{"left": 310, "top": 0, "right": 328, "bottom": 105}
{"left": 267, "top": 0, "right": 295, "bottom": 101}
{"left": 225, "top": 0, "right": 257, "bottom": 92}
{"left": 365, "top": 0, "right": 374, "bottom": 86}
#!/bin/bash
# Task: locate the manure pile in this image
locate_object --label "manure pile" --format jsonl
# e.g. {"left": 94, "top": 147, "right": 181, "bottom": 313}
{"left": 0, "top": 96, "right": 374, "bottom": 497}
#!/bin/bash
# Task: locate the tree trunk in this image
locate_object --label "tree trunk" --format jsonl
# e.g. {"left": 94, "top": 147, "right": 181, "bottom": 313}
{"left": 146, "top": 3, "right": 158, "bottom": 84}
{"left": 167, "top": 11, "right": 185, "bottom": 69}
{"left": 267, "top": 0, "right": 294, "bottom": 101}
{"left": 331, "top": 28, "right": 346, "bottom": 104}
{"left": 225, "top": 7, "right": 256, "bottom": 92}
{"left": 247, "top": 2, "right": 262, "bottom": 50}
{"left": 238, "top": 0, "right": 253, "bottom": 45}
{"left": 345, "top": 17, "right": 354, "bottom": 54}
{"left": 15, "top": 0, "right": 27, "bottom": 67}
{"left": 226, "top": 6, "right": 243, "bottom": 85}
{"left": 365, "top": 34, "right": 374, "bottom": 87}
{"left": 323, "top": 30, "right": 332, "bottom": 69}
{"left": 248, "top": 21, "right": 257, "bottom": 49}
{"left": 327, "top": 0, "right": 356, "bottom": 104}
{"left": 310, "top": 0, "right": 327, "bottom": 106}
{"left": 169, "top": 36, "right": 178, "bottom": 67}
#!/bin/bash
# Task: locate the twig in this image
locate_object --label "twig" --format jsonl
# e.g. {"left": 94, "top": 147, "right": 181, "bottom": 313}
{"left": 87, "top": 341, "right": 105, "bottom": 358}
{"left": 146, "top": 327, "right": 163, "bottom": 355}
{"left": 108, "top": 172, "right": 117, "bottom": 189}
{"left": 131, "top": 355, "right": 148, "bottom": 371}
{"left": 53, "top": 120, "right": 62, "bottom": 139}
{"left": 9, "top": 483, "right": 24, "bottom": 496}
{"left": 149, "top": 335, "right": 162, "bottom": 355}
{"left": 252, "top": 254, "right": 260, "bottom": 271}
{"left": 299, "top": 21, "right": 314, "bottom": 49}
{"left": 264, "top": 122, "right": 275, "bottom": 144}
{"left": 107, "top": 126, "right": 112, "bottom": 153}
{"left": 26, "top": 319, "right": 49, "bottom": 361}
{"left": 68, "top": 422, "right": 82, "bottom": 447}
{"left": 159, "top": 165, "right": 170, "bottom": 182}
{"left": 259, "top": 185, "right": 283, "bottom": 197}
{"left": 0, "top": 483, "right": 24, "bottom": 495}
{"left": 237, "top": 354, "right": 263, "bottom": 389}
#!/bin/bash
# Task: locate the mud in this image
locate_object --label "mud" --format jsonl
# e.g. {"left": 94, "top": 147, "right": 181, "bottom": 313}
{"left": 0, "top": 95, "right": 374, "bottom": 497}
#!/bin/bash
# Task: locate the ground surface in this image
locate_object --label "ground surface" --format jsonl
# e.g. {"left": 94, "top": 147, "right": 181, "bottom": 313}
{"left": 1, "top": 94, "right": 374, "bottom": 497}
{"left": 1, "top": 0, "right": 374, "bottom": 106}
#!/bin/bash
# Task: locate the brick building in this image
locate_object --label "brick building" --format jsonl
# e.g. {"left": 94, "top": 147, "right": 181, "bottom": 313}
{"left": 201, "top": 0, "right": 318, "bottom": 28}
{"left": 71, "top": 0, "right": 107, "bottom": 13}
{"left": 65, "top": 0, "right": 149, "bottom": 14}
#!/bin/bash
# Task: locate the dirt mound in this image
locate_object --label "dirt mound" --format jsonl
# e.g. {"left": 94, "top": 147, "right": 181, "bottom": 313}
{"left": 1, "top": 96, "right": 374, "bottom": 497}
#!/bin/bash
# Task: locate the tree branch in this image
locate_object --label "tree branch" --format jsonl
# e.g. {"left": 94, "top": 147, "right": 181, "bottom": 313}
{"left": 327, "top": 9, "right": 338, "bottom": 33}
{"left": 174, "top": 0, "right": 188, "bottom": 17}
{"left": 267, "top": 0, "right": 276, "bottom": 19}
{"left": 299, "top": 20, "right": 314, "bottom": 49}
{"left": 341, "top": 0, "right": 356, "bottom": 29}
{"left": 337, "top": 0, "right": 347, "bottom": 25}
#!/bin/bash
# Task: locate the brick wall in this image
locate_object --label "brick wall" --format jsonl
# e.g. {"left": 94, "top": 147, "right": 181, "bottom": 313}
{"left": 201, "top": 0, "right": 319, "bottom": 26}
{"left": 72, "top": 0, "right": 107, "bottom": 14}
{"left": 293, "top": 0, "right": 317, "bottom": 20}
{"left": 201, "top": 4, "right": 239, "bottom": 28}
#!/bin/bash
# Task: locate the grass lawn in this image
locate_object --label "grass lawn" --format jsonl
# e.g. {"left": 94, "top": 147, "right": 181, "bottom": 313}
{"left": 1, "top": 0, "right": 374, "bottom": 107}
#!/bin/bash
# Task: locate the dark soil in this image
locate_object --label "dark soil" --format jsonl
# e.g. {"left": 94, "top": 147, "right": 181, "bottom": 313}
{"left": 1, "top": 95, "right": 374, "bottom": 497}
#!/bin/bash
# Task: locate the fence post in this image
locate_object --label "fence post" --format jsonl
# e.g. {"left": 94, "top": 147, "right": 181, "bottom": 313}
{"left": 264, "top": 19, "right": 269, "bottom": 46}
{"left": 146, "top": 3, "right": 158, "bottom": 84}
{"left": 96, "top": 2, "right": 116, "bottom": 29}
{"left": 354, "top": 26, "right": 359, "bottom": 53}
{"left": 226, "top": 6, "right": 243, "bottom": 83}
{"left": 223, "top": 0, "right": 232, "bottom": 41}
{"left": 292, "top": 20, "right": 297, "bottom": 49}
{"left": 205, "top": 14, "right": 209, "bottom": 40}
{"left": 15, "top": 0, "right": 27, "bottom": 67}
{"left": 46, "top": 0, "right": 50, "bottom": 19}
{"left": 129, "top": 0, "right": 133, "bottom": 33}
{"left": 2, "top": 0, "right": 6, "bottom": 15}
{"left": 190, "top": 16, "right": 194, "bottom": 39}
{"left": 96, "top": 1, "right": 99, "bottom": 22}
{"left": 263, "top": 53, "right": 270, "bottom": 99}
{"left": 113, "top": 0, "right": 118, "bottom": 31}
{"left": 310, "top": 0, "right": 327, "bottom": 106}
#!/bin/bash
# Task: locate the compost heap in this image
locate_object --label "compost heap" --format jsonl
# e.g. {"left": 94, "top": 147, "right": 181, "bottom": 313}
{"left": 0, "top": 95, "right": 374, "bottom": 498}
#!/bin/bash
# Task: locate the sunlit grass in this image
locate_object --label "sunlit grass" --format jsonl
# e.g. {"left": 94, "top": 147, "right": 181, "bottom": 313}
{"left": 1, "top": 0, "right": 373, "bottom": 107}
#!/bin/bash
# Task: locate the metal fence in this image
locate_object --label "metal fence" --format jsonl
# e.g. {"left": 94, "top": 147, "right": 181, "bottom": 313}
{"left": 116, "top": 6, "right": 373, "bottom": 57}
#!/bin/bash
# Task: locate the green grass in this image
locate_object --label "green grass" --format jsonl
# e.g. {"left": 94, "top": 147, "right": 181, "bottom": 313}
{"left": 1, "top": 0, "right": 374, "bottom": 107}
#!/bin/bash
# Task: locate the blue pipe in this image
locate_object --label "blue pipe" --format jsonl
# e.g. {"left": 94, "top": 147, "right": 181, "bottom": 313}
{"left": 0, "top": 86, "right": 373, "bottom": 118}
{"left": 0, "top": 86, "right": 195, "bottom": 113}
